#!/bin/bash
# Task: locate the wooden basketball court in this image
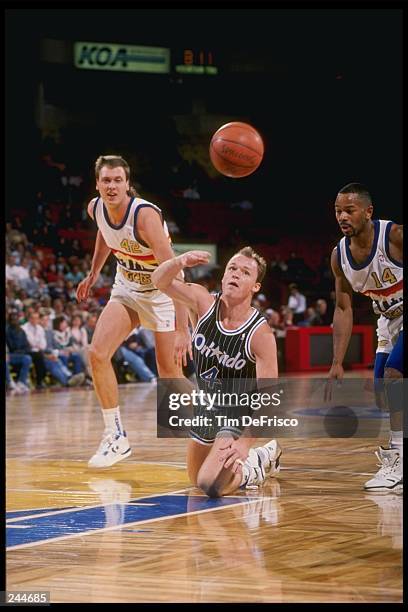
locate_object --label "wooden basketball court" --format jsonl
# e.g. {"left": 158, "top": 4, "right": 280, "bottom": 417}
{"left": 6, "top": 377, "right": 402, "bottom": 603}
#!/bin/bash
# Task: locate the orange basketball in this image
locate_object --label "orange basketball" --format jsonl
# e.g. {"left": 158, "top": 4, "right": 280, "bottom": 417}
{"left": 209, "top": 122, "right": 264, "bottom": 178}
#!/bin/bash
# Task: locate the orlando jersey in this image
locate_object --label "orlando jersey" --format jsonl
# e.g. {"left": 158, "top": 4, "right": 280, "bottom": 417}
{"left": 92, "top": 196, "right": 171, "bottom": 293}
{"left": 192, "top": 293, "right": 267, "bottom": 395}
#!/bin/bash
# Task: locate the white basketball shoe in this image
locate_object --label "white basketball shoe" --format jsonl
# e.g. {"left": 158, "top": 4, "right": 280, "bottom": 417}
{"left": 248, "top": 439, "right": 282, "bottom": 478}
{"left": 242, "top": 440, "right": 282, "bottom": 489}
{"left": 364, "top": 447, "right": 403, "bottom": 493}
{"left": 88, "top": 430, "right": 132, "bottom": 468}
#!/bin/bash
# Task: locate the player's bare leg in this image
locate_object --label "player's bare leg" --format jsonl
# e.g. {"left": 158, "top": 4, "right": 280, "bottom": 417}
{"left": 186, "top": 439, "right": 212, "bottom": 485}
{"left": 154, "top": 330, "right": 183, "bottom": 378}
{"left": 87, "top": 301, "right": 140, "bottom": 468}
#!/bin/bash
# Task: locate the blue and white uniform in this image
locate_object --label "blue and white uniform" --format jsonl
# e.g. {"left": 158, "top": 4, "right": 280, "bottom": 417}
{"left": 337, "top": 219, "right": 403, "bottom": 375}
{"left": 92, "top": 196, "right": 175, "bottom": 332}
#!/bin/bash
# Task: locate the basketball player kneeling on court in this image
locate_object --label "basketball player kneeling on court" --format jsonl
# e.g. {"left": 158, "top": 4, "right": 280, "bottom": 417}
{"left": 152, "top": 247, "right": 282, "bottom": 498}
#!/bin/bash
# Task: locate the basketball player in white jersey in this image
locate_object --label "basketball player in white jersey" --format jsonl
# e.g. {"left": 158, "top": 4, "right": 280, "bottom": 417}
{"left": 76, "top": 155, "right": 191, "bottom": 468}
{"left": 152, "top": 247, "right": 282, "bottom": 498}
{"left": 329, "top": 183, "right": 403, "bottom": 492}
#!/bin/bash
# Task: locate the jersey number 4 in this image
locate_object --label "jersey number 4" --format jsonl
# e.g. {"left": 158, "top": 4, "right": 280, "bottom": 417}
{"left": 371, "top": 267, "right": 398, "bottom": 288}
{"left": 200, "top": 366, "right": 220, "bottom": 389}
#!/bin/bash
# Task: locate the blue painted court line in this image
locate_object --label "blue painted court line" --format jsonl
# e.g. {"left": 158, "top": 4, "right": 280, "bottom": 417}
{"left": 6, "top": 494, "right": 249, "bottom": 549}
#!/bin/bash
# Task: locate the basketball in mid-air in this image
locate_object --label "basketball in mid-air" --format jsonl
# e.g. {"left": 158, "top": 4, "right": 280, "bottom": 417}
{"left": 209, "top": 122, "right": 264, "bottom": 178}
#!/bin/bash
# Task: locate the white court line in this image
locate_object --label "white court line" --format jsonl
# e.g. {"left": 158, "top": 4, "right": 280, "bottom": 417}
{"left": 7, "top": 494, "right": 260, "bottom": 551}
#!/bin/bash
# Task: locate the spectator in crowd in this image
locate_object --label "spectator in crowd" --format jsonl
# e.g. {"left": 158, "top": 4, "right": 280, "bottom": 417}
{"left": 6, "top": 220, "right": 29, "bottom": 251}
{"left": 39, "top": 295, "right": 55, "bottom": 319}
{"left": 65, "top": 264, "right": 84, "bottom": 285}
{"left": 5, "top": 323, "right": 33, "bottom": 393}
{"left": 297, "top": 306, "right": 318, "bottom": 327}
{"left": 37, "top": 277, "right": 51, "bottom": 300}
{"left": 70, "top": 314, "right": 92, "bottom": 379}
{"left": 278, "top": 305, "right": 296, "bottom": 334}
{"left": 264, "top": 308, "right": 282, "bottom": 335}
{"left": 118, "top": 330, "right": 157, "bottom": 383}
{"left": 16, "top": 257, "right": 31, "bottom": 287}
{"left": 130, "top": 326, "right": 158, "bottom": 376}
{"left": 287, "top": 283, "right": 307, "bottom": 324}
{"left": 84, "top": 312, "right": 99, "bottom": 343}
{"left": 311, "top": 298, "right": 332, "bottom": 326}
{"left": 6, "top": 282, "right": 23, "bottom": 313}
{"left": 45, "top": 263, "right": 59, "bottom": 284}
{"left": 20, "top": 267, "right": 42, "bottom": 298}
{"left": 39, "top": 313, "right": 85, "bottom": 387}
{"left": 17, "top": 289, "right": 35, "bottom": 310}
{"left": 6, "top": 254, "right": 27, "bottom": 284}
{"left": 64, "top": 280, "right": 78, "bottom": 301}
{"left": 56, "top": 256, "right": 69, "bottom": 276}
{"left": 52, "top": 316, "right": 86, "bottom": 375}
{"left": 255, "top": 293, "right": 270, "bottom": 312}
{"left": 52, "top": 298, "right": 66, "bottom": 318}
{"left": 49, "top": 277, "right": 68, "bottom": 301}
{"left": 20, "top": 311, "right": 48, "bottom": 388}
{"left": 6, "top": 345, "right": 24, "bottom": 394}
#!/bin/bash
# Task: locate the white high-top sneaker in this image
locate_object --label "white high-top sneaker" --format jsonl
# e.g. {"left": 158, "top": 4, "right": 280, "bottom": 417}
{"left": 364, "top": 447, "right": 403, "bottom": 493}
{"left": 248, "top": 440, "right": 282, "bottom": 478}
{"left": 88, "top": 430, "right": 132, "bottom": 468}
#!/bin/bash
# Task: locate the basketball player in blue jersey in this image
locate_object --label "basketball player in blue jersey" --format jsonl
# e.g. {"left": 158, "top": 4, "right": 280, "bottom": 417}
{"left": 152, "top": 247, "right": 282, "bottom": 498}
{"left": 329, "top": 183, "right": 403, "bottom": 492}
{"left": 76, "top": 155, "right": 191, "bottom": 468}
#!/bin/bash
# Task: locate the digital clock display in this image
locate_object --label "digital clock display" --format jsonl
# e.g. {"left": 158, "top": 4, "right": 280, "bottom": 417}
{"left": 175, "top": 49, "right": 218, "bottom": 75}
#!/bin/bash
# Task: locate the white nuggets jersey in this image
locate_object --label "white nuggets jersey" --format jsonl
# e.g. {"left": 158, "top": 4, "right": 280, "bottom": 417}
{"left": 93, "top": 196, "right": 171, "bottom": 293}
{"left": 337, "top": 219, "right": 403, "bottom": 346}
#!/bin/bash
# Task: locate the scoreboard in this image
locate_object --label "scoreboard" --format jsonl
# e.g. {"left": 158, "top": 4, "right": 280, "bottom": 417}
{"left": 72, "top": 41, "right": 218, "bottom": 76}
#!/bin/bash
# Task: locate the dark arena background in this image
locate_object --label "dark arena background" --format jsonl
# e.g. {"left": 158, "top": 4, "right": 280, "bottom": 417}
{"left": 5, "top": 8, "right": 403, "bottom": 604}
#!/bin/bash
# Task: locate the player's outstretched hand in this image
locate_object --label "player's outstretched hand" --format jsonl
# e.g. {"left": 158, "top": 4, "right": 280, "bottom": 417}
{"left": 180, "top": 250, "right": 211, "bottom": 268}
{"left": 76, "top": 273, "right": 97, "bottom": 303}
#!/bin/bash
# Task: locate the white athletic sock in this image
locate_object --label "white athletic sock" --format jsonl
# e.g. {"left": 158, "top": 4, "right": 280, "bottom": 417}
{"left": 102, "top": 406, "right": 124, "bottom": 436}
{"left": 389, "top": 431, "right": 403, "bottom": 455}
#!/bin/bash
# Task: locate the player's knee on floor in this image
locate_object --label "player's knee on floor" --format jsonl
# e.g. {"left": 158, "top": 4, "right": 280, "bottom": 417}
{"left": 196, "top": 473, "right": 225, "bottom": 498}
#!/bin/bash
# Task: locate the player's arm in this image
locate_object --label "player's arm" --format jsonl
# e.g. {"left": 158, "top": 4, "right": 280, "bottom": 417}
{"left": 329, "top": 246, "right": 353, "bottom": 378}
{"left": 388, "top": 223, "right": 403, "bottom": 262}
{"left": 251, "top": 323, "right": 279, "bottom": 379}
{"left": 137, "top": 207, "right": 199, "bottom": 329}
{"left": 76, "top": 200, "right": 111, "bottom": 302}
{"left": 151, "top": 251, "right": 214, "bottom": 318}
